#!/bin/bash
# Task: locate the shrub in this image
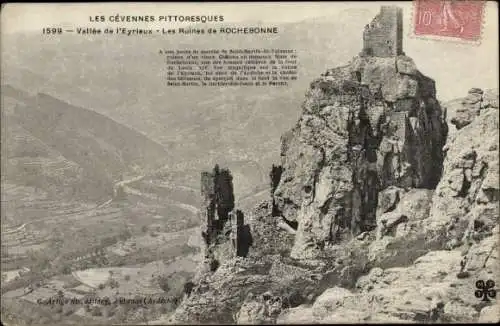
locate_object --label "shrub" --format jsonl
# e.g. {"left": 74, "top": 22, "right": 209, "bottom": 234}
{"left": 209, "top": 259, "right": 220, "bottom": 272}
{"left": 53, "top": 304, "right": 63, "bottom": 314}
{"left": 183, "top": 281, "right": 195, "bottom": 296}
{"left": 61, "top": 265, "right": 72, "bottom": 275}
{"left": 91, "top": 306, "right": 102, "bottom": 316}
{"left": 118, "top": 229, "right": 132, "bottom": 241}
{"left": 158, "top": 276, "right": 170, "bottom": 292}
{"left": 63, "top": 304, "right": 75, "bottom": 316}
{"left": 108, "top": 278, "right": 119, "bottom": 289}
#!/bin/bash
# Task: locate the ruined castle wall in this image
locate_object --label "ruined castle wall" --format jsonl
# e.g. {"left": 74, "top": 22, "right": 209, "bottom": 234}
{"left": 396, "top": 8, "right": 403, "bottom": 55}
{"left": 363, "top": 6, "right": 403, "bottom": 57}
{"left": 200, "top": 166, "right": 236, "bottom": 246}
{"left": 214, "top": 168, "right": 235, "bottom": 224}
{"left": 201, "top": 171, "right": 216, "bottom": 242}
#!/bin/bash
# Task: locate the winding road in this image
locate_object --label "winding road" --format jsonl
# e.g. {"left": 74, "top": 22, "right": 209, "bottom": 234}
{"left": 2, "top": 174, "right": 268, "bottom": 237}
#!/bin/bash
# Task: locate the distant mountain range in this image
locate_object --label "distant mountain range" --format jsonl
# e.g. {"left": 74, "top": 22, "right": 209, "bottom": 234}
{"left": 1, "top": 84, "right": 168, "bottom": 200}
{"left": 1, "top": 11, "right": 374, "bottom": 180}
{"left": 5, "top": 8, "right": 490, "bottom": 202}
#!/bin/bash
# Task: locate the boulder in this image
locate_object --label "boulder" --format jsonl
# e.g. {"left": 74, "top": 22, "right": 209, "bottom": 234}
{"left": 236, "top": 292, "right": 283, "bottom": 325}
{"left": 447, "top": 88, "right": 498, "bottom": 131}
{"left": 479, "top": 305, "right": 500, "bottom": 323}
{"left": 276, "top": 305, "right": 314, "bottom": 324}
{"left": 375, "top": 189, "right": 433, "bottom": 239}
{"left": 312, "top": 287, "right": 354, "bottom": 318}
{"left": 376, "top": 186, "right": 402, "bottom": 216}
{"left": 443, "top": 301, "right": 479, "bottom": 322}
{"left": 482, "top": 88, "right": 499, "bottom": 110}
{"left": 396, "top": 55, "right": 418, "bottom": 75}
{"left": 305, "top": 246, "right": 497, "bottom": 323}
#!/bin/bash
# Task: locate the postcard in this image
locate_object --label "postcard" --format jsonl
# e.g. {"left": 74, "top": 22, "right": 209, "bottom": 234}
{"left": 1, "top": 1, "right": 498, "bottom": 324}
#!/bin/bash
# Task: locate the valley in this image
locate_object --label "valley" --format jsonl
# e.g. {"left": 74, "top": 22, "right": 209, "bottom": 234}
{"left": 1, "top": 165, "right": 267, "bottom": 324}
{"left": 0, "top": 82, "right": 269, "bottom": 324}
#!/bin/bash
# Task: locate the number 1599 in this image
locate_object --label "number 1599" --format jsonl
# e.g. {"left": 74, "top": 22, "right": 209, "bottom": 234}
{"left": 42, "top": 28, "right": 62, "bottom": 34}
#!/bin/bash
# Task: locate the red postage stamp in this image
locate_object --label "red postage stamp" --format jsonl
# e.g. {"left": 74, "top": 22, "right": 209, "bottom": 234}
{"left": 413, "top": 0, "right": 486, "bottom": 42}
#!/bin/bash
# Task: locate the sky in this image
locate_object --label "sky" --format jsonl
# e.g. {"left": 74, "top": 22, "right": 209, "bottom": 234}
{"left": 1, "top": 1, "right": 498, "bottom": 101}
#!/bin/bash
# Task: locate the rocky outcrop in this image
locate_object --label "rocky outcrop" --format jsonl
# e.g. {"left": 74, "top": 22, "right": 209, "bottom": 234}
{"left": 449, "top": 88, "right": 484, "bottom": 130}
{"left": 375, "top": 188, "right": 433, "bottom": 239}
{"left": 170, "top": 55, "right": 497, "bottom": 326}
{"left": 278, "top": 233, "right": 499, "bottom": 323}
{"left": 427, "top": 89, "right": 499, "bottom": 248}
{"left": 169, "top": 255, "right": 319, "bottom": 324}
{"left": 236, "top": 291, "right": 284, "bottom": 324}
{"left": 170, "top": 7, "right": 498, "bottom": 324}
{"left": 200, "top": 164, "right": 235, "bottom": 247}
{"left": 273, "top": 54, "right": 447, "bottom": 259}
{"left": 275, "top": 88, "right": 499, "bottom": 324}
{"left": 445, "top": 88, "right": 498, "bottom": 130}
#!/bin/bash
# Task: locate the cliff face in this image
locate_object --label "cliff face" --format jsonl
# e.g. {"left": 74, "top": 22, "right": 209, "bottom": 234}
{"left": 168, "top": 7, "right": 498, "bottom": 324}
{"left": 277, "top": 88, "right": 499, "bottom": 324}
{"left": 273, "top": 54, "right": 447, "bottom": 259}
{"left": 427, "top": 89, "right": 499, "bottom": 250}
{"left": 169, "top": 88, "right": 499, "bottom": 325}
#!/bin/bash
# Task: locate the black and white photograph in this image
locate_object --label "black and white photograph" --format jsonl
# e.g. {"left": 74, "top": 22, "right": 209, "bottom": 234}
{"left": 1, "top": 1, "right": 499, "bottom": 324}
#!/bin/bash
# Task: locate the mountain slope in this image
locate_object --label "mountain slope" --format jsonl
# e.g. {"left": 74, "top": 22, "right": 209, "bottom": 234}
{"left": 1, "top": 84, "right": 168, "bottom": 200}
{"left": 1, "top": 11, "right": 375, "bottom": 178}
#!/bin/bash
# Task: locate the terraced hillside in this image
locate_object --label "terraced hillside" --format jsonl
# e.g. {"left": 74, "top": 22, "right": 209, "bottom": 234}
{"left": 1, "top": 84, "right": 168, "bottom": 201}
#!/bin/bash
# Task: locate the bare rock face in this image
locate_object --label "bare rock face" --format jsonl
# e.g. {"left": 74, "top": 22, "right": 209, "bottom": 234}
{"left": 479, "top": 305, "right": 500, "bottom": 323}
{"left": 374, "top": 188, "right": 433, "bottom": 240}
{"left": 273, "top": 55, "right": 447, "bottom": 259}
{"left": 171, "top": 76, "right": 497, "bottom": 326}
{"left": 279, "top": 90, "right": 499, "bottom": 324}
{"left": 427, "top": 90, "right": 499, "bottom": 246}
{"left": 169, "top": 258, "right": 275, "bottom": 324}
{"left": 236, "top": 292, "right": 284, "bottom": 324}
{"left": 171, "top": 5, "right": 498, "bottom": 318}
{"left": 450, "top": 88, "right": 484, "bottom": 130}
{"left": 443, "top": 88, "right": 499, "bottom": 137}
{"left": 278, "top": 229, "right": 499, "bottom": 323}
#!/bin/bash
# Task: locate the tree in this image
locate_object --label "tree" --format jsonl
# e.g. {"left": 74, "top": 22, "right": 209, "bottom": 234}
{"left": 63, "top": 304, "right": 75, "bottom": 316}
{"left": 109, "top": 279, "right": 119, "bottom": 289}
{"left": 91, "top": 306, "right": 102, "bottom": 316}
{"left": 183, "top": 281, "right": 195, "bottom": 296}
{"left": 60, "top": 264, "right": 71, "bottom": 275}
{"left": 157, "top": 276, "right": 170, "bottom": 292}
{"left": 209, "top": 259, "right": 220, "bottom": 272}
{"left": 269, "top": 164, "right": 284, "bottom": 193}
{"left": 114, "top": 184, "right": 127, "bottom": 200}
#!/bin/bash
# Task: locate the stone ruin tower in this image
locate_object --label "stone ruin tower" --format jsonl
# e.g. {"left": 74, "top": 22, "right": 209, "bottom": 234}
{"left": 361, "top": 6, "right": 403, "bottom": 57}
{"left": 229, "top": 209, "right": 245, "bottom": 257}
{"left": 200, "top": 164, "right": 253, "bottom": 258}
{"left": 200, "top": 164, "right": 235, "bottom": 246}
{"left": 271, "top": 5, "right": 448, "bottom": 259}
{"left": 201, "top": 170, "right": 217, "bottom": 245}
